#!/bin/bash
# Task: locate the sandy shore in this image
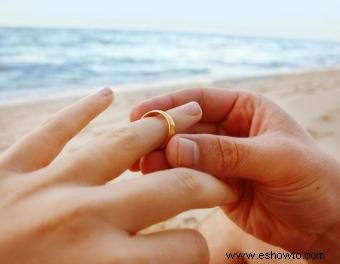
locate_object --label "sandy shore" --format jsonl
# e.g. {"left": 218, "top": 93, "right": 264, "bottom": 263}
{"left": 1, "top": 69, "right": 340, "bottom": 229}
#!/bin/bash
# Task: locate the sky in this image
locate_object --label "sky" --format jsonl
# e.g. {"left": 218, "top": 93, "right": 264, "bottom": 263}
{"left": 1, "top": 0, "right": 340, "bottom": 42}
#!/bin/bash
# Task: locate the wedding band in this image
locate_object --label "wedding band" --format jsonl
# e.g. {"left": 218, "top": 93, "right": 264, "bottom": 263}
{"left": 141, "top": 110, "right": 176, "bottom": 148}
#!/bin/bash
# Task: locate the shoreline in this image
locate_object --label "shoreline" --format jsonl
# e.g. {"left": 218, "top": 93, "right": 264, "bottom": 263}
{"left": 2, "top": 26, "right": 340, "bottom": 45}
{"left": 1, "top": 66, "right": 340, "bottom": 107}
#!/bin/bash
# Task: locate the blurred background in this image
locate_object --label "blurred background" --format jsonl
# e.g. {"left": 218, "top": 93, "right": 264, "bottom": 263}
{"left": 1, "top": 0, "right": 340, "bottom": 100}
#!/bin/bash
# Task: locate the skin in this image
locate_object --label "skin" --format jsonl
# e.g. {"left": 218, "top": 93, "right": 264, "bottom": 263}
{"left": 130, "top": 88, "right": 340, "bottom": 264}
{"left": 0, "top": 88, "right": 238, "bottom": 264}
{"left": 199, "top": 209, "right": 307, "bottom": 264}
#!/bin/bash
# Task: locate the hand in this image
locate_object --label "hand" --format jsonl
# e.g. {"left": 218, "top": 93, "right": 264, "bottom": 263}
{"left": 130, "top": 88, "right": 340, "bottom": 261}
{"left": 0, "top": 88, "right": 236, "bottom": 264}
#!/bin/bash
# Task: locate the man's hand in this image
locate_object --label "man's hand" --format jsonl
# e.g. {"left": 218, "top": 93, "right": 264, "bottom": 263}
{"left": 130, "top": 88, "right": 340, "bottom": 262}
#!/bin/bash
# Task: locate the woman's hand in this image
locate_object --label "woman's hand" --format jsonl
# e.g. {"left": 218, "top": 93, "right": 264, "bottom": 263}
{"left": 130, "top": 88, "right": 340, "bottom": 262}
{"left": 0, "top": 88, "right": 236, "bottom": 264}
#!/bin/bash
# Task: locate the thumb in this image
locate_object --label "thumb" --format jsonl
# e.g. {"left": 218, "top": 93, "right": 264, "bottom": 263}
{"left": 166, "top": 134, "right": 266, "bottom": 180}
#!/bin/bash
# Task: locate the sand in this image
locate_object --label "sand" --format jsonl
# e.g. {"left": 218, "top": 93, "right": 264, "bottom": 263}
{"left": 0, "top": 69, "right": 340, "bottom": 230}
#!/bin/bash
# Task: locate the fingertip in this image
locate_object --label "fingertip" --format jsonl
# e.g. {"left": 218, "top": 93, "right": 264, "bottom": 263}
{"left": 96, "top": 87, "right": 114, "bottom": 97}
{"left": 190, "top": 101, "right": 203, "bottom": 117}
{"left": 106, "top": 92, "right": 114, "bottom": 106}
{"left": 140, "top": 151, "right": 170, "bottom": 174}
{"left": 129, "top": 107, "right": 141, "bottom": 122}
{"left": 129, "top": 159, "right": 141, "bottom": 172}
{"left": 130, "top": 103, "right": 150, "bottom": 122}
{"left": 110, "top": 88, "right": 115, "bottom": 99}
{"left": 106, "top": 88, "right": 115, "bottom": 102}
{"left": 174, "top": 228, "right": 209, "bottom": 264}
{"left": 95, "top": 87, "right": 114, "bottom": 108}
{"left": 172, "top": 101, "right": 202, "bottom": 117}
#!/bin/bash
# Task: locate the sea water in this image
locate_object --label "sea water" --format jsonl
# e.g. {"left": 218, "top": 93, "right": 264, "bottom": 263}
{"left": 1, "top": 27, "right": 340, "bottom": 100}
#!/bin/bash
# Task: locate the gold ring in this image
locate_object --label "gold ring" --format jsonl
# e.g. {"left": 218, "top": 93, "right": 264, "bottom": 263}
{"left": 141, "top": 110, "right": 176, "bottom": 148}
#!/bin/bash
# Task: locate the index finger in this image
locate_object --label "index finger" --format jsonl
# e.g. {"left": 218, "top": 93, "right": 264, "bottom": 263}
{"left": 0, "top": 88, "right": 113, "bottom": 173}
{"left": 130, "top": 88, "right": 240, "bottom": 123}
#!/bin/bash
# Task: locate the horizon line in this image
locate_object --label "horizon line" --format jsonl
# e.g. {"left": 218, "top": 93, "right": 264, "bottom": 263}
{"left": 1, "top": 23, "right": 339, "bottom": 44}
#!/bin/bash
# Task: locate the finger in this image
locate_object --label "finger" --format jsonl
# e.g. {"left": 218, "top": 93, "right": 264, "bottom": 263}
{"left": 130, "top": 88, "right": 240, "bottom": 124}
{"left": 183, "top": 122, "right": 220, "bottom": 134}
{"left": 94, "top": 168, "right": 237, "bottom": 233}
{"left": 131, "top": 123, "right": 220, "bottom": 174}
{"left": 0, "top": 88, "right": 113, "bottom": 172}
{"left": 129, "top": 159, "right": 141, "bottom": 172}
{"left": 130, "top": 88, "right": 300, "bottom": 138}
{"left": 129, "top": 152, "right": 169, "bottom": 174}
{"left": 52, "top": 102, "right": 202, "bottom": 185}
{"left": 133, "top": 229, "right": 209, "bottom": 264}
{"left": 133, "top": 122, "right": 222, "bottom": 174}
{"left": 140, "top": 150, "right": 170, "bottom": 174}
{"left": 166, "top": 133, "right": 270, "bottom": 180}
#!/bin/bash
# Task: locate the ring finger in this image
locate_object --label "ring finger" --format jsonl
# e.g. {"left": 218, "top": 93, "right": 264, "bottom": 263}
{"left": 46, "top": 102, "right": 203, "bottom": 185}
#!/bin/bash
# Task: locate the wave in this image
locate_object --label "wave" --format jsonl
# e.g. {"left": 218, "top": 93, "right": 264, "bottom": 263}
{"left": 0, "top": 27, "right": 340, "bottom": 99}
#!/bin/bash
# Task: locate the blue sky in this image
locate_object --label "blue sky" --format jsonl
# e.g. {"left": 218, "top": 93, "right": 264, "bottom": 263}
{"left": 1, "top": 0, "right": 340, "bottom": 41}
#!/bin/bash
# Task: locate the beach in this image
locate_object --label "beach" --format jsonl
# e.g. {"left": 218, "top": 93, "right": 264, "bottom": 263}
{"left": 1, "top": 69, "right": 340, "bottom": 230}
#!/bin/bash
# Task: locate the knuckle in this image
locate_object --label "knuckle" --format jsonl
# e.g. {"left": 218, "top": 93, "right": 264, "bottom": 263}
{"left": 240, "top": 91, "right": 263, "bottom": 105}
{"left": 240, "top": 92, "right": 261, "bottom": 114}
{"left": 215, "top": 137, "right": 240, "bottom": 175}
{"left": 171, "top": 168, "right": 203, "bottom": 194}
{"left": 236, "top": 92, "right": 265, "bottom": 135}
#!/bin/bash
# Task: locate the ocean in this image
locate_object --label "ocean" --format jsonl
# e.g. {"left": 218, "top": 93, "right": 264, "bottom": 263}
{"left": 1, "top": 27, "right": 340, "bottom": 100}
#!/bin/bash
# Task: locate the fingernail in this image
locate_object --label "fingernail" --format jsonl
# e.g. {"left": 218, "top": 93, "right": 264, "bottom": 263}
{"left": 178, "top": 138, "right": 199, "bottom": 167}
{"left": 97, "top": 87, "right": 113, "bottom": 96}
{"left": 179, "top": 102, "right": 201, "bottom": 116}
